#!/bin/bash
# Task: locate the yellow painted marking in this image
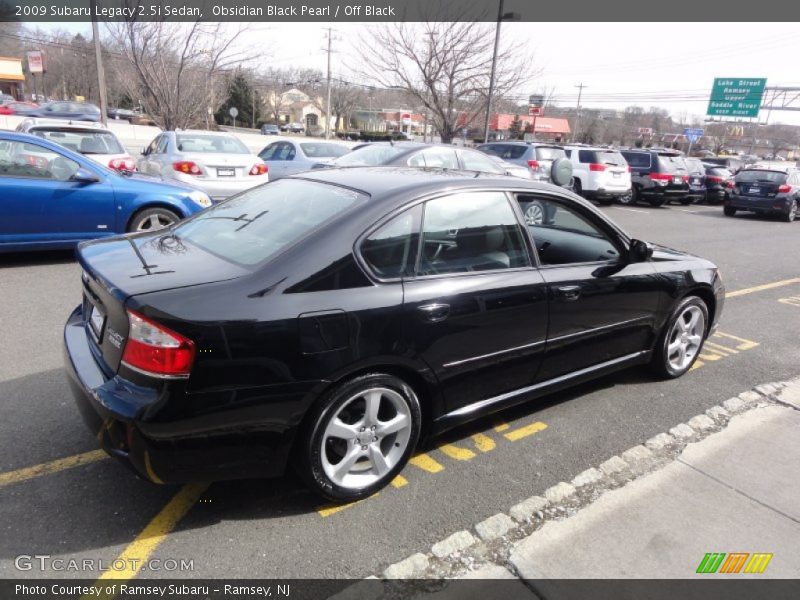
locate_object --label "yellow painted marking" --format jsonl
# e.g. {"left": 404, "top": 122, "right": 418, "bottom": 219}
{"left": 698, "top": 352, "right": 723, "bottom": 362}
{"left": 493, "top": 422, "right": 510, "bottom": 432}
{"left": 778, "top": 295, "right": 800, "bottom": 307}
{"left": 391, "top": 475, "right": 408, "bottom": 488}
{"left": 316, "top": 492, "right": 381, "bottom": 518}
{"left": 0, "top": 450, "right": 108, "bottom": 488}
{"left": 690, "top": 359, "right": 705, "bottom": 371}
{"left": 725, "top": 277, "right": 800, "bottom": 298}
{"left": 471, "top": 433, "right": 496, "bottom": 453}
{"left": 143, "top": 451, "right": 164, "bottom": 485}
{"left": 713, "top": 331, "right": 759, "bottom": 351}
{"left": 87, "top": 482, "right": 208, "bottom": 596}
{"left": 409, "top": 453, "right": 444, "bottom": 473}
{"left": 503, "top": 421, "right": 548, "bottom": 442}
{"left": 704, "top": 341, "right": 736, "bottom": 356}
{"left": 438, "top": 443, "right": 477, "bottom": 461}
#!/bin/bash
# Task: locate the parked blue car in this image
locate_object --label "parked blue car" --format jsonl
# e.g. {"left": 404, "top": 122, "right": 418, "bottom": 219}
{"left": 0, "top": 132, "right": 212, "bottom": 252}
{"left": 24, "top": 101, "right": 102, "bottom": 122}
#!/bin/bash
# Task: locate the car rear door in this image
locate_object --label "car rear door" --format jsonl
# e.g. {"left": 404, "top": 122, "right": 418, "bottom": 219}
{"left": 400, "top": 190, "right": 548, "bottom": 414}
{"left": 515, "top": 194, "right": 660, "bottom": 381}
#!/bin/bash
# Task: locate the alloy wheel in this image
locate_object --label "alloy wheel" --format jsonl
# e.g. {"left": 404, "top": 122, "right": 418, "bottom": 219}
{"left": 137, "top": 212, "right": 177, "bottom": 232}
{"left": 666, "top": 305, "right": 705, "bottom": 371}
{"left": 320, "top": 387, "right": 412, "bottom": 490}
{"left": 524, "top": 201, "right": 545, "bottom": 225}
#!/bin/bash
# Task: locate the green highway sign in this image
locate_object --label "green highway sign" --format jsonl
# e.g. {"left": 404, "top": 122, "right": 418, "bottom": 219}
{"left": 707, "top": 78, "right": 767, "bottom": 118}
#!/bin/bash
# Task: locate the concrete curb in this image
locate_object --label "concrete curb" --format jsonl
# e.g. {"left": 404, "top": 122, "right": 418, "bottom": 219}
{"left": 362, "top": 378, "right": 798, "bottom": 585}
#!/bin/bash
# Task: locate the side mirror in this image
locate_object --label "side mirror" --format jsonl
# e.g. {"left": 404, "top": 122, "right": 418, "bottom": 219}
{"left": 70, "top": 167, "right": 100, "bottom": 184}
{"left": 628, "top": 239, "right": 653, "bottom": 263}
{"left": 550, "top": 157, "right": 573, "bottom": 187}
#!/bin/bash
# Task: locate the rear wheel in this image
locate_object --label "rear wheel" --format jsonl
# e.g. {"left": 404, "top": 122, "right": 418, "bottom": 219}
{"left": 649, "top": 197, "right": 667, "bottom": 207}
{"left": 297, "top": 373, "right": 421, "bottom": 502}
{"left": 651, "top": 296, "right": 708, "bottom": 379}
{"left": 619, "top": 187, "right": 636, "bottom": 205}
{"left": 723, "top": 205, "right": 737, "bottom": 217}
{"left": 128, "top": 207, "right": 180, "bottom": 233}
{"left": 782, "top": 199, "right": 798, "bottom": 222}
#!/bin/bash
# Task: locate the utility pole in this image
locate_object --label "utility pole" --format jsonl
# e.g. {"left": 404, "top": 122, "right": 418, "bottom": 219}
{"left": 90, "top": 0, "right": 108, "bottom": 126}
{"left": 572, "top": 83, "right": 586, "bottom": 143}
{"left": 483, "top": 0, "right": 505, "bottom": 143}
{"left": 324, "top": 27, "right": 333, "bottom": 139}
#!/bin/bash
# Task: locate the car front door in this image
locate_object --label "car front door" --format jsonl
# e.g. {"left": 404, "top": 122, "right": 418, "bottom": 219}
{"left": 0, "top": 140, "right": 116, "bottom": 246}
{"left": 400, "top": 190, "right": 549, "bottom": 414}
{"left": 516, "top": 194, "right": 661, "bottom": 381}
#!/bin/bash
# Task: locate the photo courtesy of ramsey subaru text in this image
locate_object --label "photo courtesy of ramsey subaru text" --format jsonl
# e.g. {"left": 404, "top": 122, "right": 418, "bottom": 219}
{"left": 64, "top": 167, "right": 724, "bottom": 502}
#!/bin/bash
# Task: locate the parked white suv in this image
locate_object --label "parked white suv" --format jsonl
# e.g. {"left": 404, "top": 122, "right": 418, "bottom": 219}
{"left": 563, "top": 145, "right": 631, "bottom": 204}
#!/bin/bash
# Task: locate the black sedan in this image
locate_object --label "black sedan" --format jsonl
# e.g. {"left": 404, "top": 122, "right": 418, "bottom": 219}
{"left": 64, "top": 168, "right": 724, "bottom": 501}
{"left": 703, "top": 164, "right": 733, "bottom": 205}
{"left": 724, "top": 167, "right": 799, "bottom": 221}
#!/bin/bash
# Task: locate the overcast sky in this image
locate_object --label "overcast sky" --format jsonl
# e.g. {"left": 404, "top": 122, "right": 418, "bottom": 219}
{"left": 42, "top": 21, "right": 800, "bottom": 125}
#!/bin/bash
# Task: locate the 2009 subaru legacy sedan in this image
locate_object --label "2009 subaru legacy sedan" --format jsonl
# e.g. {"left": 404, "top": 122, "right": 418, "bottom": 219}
{"left": 64, "top": 167, "right": 724, "bottom": 501}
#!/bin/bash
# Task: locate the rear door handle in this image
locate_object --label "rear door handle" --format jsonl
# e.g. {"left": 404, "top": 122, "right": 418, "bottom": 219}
{"left": 556, "top": 285, "right": 582, "bottom": 301}
{"left": 418, "top": 303, "right": 450, "bottom": 323}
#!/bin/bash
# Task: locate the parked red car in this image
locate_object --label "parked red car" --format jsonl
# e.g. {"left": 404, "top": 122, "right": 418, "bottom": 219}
{"left": 0, "top": 101, "right": 39, "bottom": 115}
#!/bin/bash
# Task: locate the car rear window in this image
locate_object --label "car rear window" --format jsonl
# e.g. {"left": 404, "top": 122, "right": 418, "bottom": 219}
{"left": 707, "top": 167, "right": 731, "bottom": 177}
{"left": 174, "top": 179, "right": 364, "bottom": 266}
{"left": 735, "top": 170, "right": 787, "bottom": 183}
{"left": 300, "top": 143, "right": 349, "bottom": 158}
{"left": 333, "top": 144, "right": 407, "bottom": 166}
{"left": 684, "top": 158, "right": 704, "bottom": 173}
{"left": 621, "top": 151, "right": 651, "bottom": 169}
{"left": 30, "top": 129, "right": 124, "bottom": 155}
{"left": 176, "top": 134, "right": 249, "bottom": 154}
{"left": 535, "top": 147, "right": 566, "bottom": 161}
{"left": 579, "top": 150, "right": 626, "bottom": 166}
{"left": 657, "top": 155, "right": 686, "bottom": 173}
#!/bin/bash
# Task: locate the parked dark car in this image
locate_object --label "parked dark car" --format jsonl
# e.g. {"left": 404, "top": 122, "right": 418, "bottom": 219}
{"left": 703, "top": 164, "right": 733, "bottom": 205}
{"left": 703, "top": 156, "right": 744, "bottom": 174}
{"left": 65, "top": 167, "right": 724, "bottom": 501}
{"left": 619, "top": 148, "right": 689, "bottom": 206}
{"left": 260, "top": 123, "right": 281, "bottom": 135}
{"left": 25, "top": 101, "right": 102, "bottom": 122}
{"left": 683, "top": 157, "right": 707, "bottom": 204}
{"left": 724, "top": 167, "right": 799, "bottom": 221}
{"left": 107, "top": 107, "right": 136, "bottom": 120}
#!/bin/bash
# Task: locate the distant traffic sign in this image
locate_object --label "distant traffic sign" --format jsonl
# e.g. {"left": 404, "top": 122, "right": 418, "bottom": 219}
{"left": 637, "top": 127, "right": 653, "bottom": 135}
{"left": 707, "top": 78, "right": 766, "bottom": 118}
{"left": 684, "top": 127, "right": 704, "bottom": 143}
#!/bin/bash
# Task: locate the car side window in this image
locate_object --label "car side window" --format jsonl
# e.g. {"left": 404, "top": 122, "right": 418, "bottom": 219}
{"left": 361, "top": 205, "right": 422, "bottom": 279}
{"left": 155, "top": 136, "right": 169, "bottom": 154}
{"left": 418, "top": 191, "right": 530, "bottom": 275}
{"left": 259, "top": 143, "right": 279, "bottom": 160}
{"left": 275, "top": 143, "right": 294, "bottom": 160}
{"left": 518, "top": 197, "right": 621, "bottom": 265}
{"left": 145, "top": 137, "right": 160, "bottom": 156}
{"left": 0, "top": 141, "right": 79, "bottom": 181}
{"left": 458, "top": 149, "right": 505, "bottom": 174}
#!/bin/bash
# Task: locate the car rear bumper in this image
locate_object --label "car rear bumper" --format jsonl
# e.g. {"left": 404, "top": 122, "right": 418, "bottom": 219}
{"left": 585, "top": 188, "right": 630, "bottom": 199}
{"left": 727, "top": 195, "right": 792, "bottom": 213}
{"left": 173, "top": 174, "right": 269, "bottom": 202}
{"left": 63, "top": 305, "right": 297, "bottom": 484}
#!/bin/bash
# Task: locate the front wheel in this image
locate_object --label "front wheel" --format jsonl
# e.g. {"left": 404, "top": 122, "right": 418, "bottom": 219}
{"left": 127, "top": 207, "right": 181, "bottom": 232}
{"left": 650, "top": 296, "right": 708, "bottom": 379}
{"left": 723, "top": 205, "right": 737, "bottom": 217}
{"left": 297, "top": 373, "right": 421, "bottom": 502}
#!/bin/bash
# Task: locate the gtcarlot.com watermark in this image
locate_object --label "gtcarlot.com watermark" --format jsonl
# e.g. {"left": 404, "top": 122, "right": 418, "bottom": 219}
{"left": 15, "top": 554, "right": 194, "bottom": 572}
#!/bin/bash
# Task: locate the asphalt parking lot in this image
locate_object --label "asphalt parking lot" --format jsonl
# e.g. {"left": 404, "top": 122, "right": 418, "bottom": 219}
{"left": 1, "top": 202, "right": 799, "bottom": 581}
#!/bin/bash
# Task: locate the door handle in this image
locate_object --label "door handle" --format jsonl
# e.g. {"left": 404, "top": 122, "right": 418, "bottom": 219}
{"left": 556, "top": 285, "right": 582, "bottom": 301}
{"left": 418, "top": 303, "right": 450, "bottom": 323}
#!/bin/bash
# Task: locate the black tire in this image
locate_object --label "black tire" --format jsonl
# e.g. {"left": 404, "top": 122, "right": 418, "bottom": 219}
{"left": 619, "top": 187, "right": 637, "bottom": 205}
{"left": 572, "top": 178, "right": 583, "bottom": 198}
{"left": 650, "top": 296, "right": 709, "bottom": 379}
{"left": 649, "top": 197, "right": 667, "bottom": 207}
{"left": 596, "top": 197, "right": 614, "bottom": 206}
{"left": 127, "top": 207, "right": 181, "bottom": 233}
{"left": 723, "top": 205, "right": 737, "bottom": 217}
{"left": 781, "top": 199, "right": 798, "bottom": 222}
{"left": 296, "top": 373, "right": 422, "bottom": 502}
{"left": 680, "top": 198, "right": 693, "bottom": 205}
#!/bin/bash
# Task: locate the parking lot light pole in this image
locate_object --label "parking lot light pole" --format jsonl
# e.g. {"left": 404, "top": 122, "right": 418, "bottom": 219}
{"left": 325, "top": 27, "right": 333, "bottom": 139}
{"left": 483, "top": 1, "right": 520, "bottom": 143}
{"left": 90, "top": 0, "right": 108, "bottom": 126}
{"left": 572, "top": 82, "right": 586, "bottom": 142}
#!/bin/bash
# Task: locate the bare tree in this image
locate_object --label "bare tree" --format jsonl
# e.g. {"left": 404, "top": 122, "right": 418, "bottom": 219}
{"left": 259, "top": 67, "right": 321, "bottom": 124}
{"left": 105, "top": 20, "right": 253, "bottom": 130}
{"left": 329, "top": 81, "right": 364, "bottom": 132}
{"left": 357, "top": 20, "right": 536, "bottom": 143}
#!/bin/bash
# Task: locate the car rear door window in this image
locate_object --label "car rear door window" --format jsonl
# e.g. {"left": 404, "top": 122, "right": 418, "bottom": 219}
{"left": 258, "top": 143, "right": 280, "bottom": 160}
{"left": 409, "top": 147, "right": 459, "bottom": 169}
{"left": 361, "top": 205, "right": 422, "bottom": 279}
{"left": 458, "top": 149, "right": 505, "bottom": 174}
{"left": 154, "top": 136, "right": 169, "bottom": 154}
{"left": 418, "top": 191, "right": 530, "bottom": 275}
{"left": 518, "top": 197, "right": 621, "bottom": 265}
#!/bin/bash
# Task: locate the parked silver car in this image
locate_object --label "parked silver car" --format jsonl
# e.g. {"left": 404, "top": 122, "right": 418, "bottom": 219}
{"left": 258, "top": 139, "right": 350, "bottom": 180}
{"left": 138, "top": 130, "right": 268, "bottom": 201}
{"left": 477, "top": 141, "right": 568, "bottom": 184}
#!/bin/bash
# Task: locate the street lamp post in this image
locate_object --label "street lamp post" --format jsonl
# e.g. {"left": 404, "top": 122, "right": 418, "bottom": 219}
{"left": 483, "top": 1, "right": 520, "bottom": 143}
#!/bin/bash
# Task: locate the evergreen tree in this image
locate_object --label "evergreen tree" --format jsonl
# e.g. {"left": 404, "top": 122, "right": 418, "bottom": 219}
{"left": 216, "top": 71, "right": 260, "bottom": 128}
{"left": 509, "top": 115, "right": 522, "bottom": 139}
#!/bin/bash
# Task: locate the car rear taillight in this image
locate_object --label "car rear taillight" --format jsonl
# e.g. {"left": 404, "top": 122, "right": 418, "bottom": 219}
{"left": 108, "top": 157, "right": 137, "bottom": 172}
{"left": 777, "top": 184, "right": 791, "bottom": 193}
{"left": 648, "top": 172, "right": 672, "bottom": 181}
{"left": 527, "top": 159, "right": 540, "bottom": 169}
{"left": 173, "top": 161, "right": 202, "bottom": 176}
{"left": 121, "top": 310, "right": 195, "bottom": 378}
{"left": 725, "top": 181, "right": 735, "bottom": 189}
{"left": 627, "top": 166, "right": 632, "bottom": 172}
{"left": 706, "top": 176, "right": 723, "bottom": 184}
{"left": 682, "top": 174, "right": 689, "bottom": 182}
{"left": 589, "top": 163, "right": 606, "bottom": 172}
{"left": 249, "top": 163, "right": 268, "bottom": 175}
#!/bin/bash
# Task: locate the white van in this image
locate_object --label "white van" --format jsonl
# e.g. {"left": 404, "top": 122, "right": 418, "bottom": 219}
{"left": 563, "top": 145, "right": 631, "bottom": 204}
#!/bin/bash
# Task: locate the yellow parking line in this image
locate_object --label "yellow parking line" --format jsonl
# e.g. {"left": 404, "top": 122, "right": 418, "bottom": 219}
{"left": 85, "top": 482, "right": 208, "bottom": 599}
{"left": 713, "top": 332, "right": 760, "bottom": 351}
{"left": 704, "top": 341, "right": 737, "bottom": 356}
{"left": 316, "top": 493, "right": 380, "bottom": 518}
{"left": 503, "top": 421, "right": 548, "bottom": 442}
{"left": 408, "top": 453, "right": 444, "bottom": 473}
{"left": 778, "top": 296, "right": 800, "bottom": 306}
{"left": 391, "top": 475, "right": 408, "bottom": 488}
{"left": 438, "top": 443, "right": 477, "bottom": 461}
{"left": 725, "top": 277, "right": 800, "bottom": 298}
{"left": 471, "top": 433, "right": 496, "bottom": 453}
{"left": 690, "top": 359, "right": 705, "bottom": 371}
{"left": 699, "top": 352, "right": 723, "bottom": 362}
{"left": 0, "top": 450, "right": 108, "bottom": 488}
{"left": 493, "top": 422, "right": 510, "bottom": 432}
